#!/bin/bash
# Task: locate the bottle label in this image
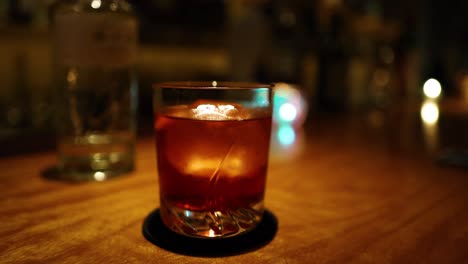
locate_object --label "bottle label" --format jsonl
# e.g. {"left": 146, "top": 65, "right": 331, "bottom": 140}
{"left": 54, "top": 13, "right": 137, "bottom": 67}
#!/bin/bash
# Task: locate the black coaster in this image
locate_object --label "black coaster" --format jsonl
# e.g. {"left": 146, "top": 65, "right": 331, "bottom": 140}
{"left": 142, "top": 208, "right": 278, "bottom": 257}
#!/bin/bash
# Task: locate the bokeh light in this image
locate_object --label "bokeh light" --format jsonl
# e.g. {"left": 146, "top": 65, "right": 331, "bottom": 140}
{"left": 93, "top": 171, "right": 106, "bottom": 181}
{"left": 423, "top": 78, "right": 442, "bottom": 99}
{"left": 277, "top": 125, "right": 296, "bottom": 146}
{"left": 273, "top": 83, "right": 307, "bottom": 126}
{"left": 420, "top": 101, "right": 439, "bottom": 125}
{"left": 278, "top": 103, "right": 297, "bottom": 123}
{"left": 91, "top": 0, "right": 101, "bottom": 9}
{"left": 270, "top": 125, "right": 305, "bottom": 163}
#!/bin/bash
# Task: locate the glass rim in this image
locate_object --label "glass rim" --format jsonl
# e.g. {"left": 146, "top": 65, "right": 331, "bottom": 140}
{"left": 154, "top": 81, "right": 273, "bottom": 90}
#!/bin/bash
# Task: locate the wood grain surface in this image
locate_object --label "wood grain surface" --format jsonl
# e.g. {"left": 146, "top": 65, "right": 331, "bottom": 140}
{"left": 1, "top": 105, "right": 468, "bottom": 263}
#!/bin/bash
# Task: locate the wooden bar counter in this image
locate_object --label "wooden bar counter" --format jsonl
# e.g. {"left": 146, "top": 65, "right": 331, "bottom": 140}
{"left": 1, "top": 101, "right": 468, "bottom": 263}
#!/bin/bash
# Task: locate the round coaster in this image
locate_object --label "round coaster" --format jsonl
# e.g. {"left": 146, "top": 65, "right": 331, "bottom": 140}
{"left": 142, "top": 208, "right": 278, "bottom": 257}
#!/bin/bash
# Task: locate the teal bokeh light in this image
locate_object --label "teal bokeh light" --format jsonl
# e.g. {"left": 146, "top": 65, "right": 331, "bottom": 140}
{"left": 272, "top": 83, "right": 307, "bottom": 126}
{"left": 277, "top": 125, "right": 296, "bottom": 146}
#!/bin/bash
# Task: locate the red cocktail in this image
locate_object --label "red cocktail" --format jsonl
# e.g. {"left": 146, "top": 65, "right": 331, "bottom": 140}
{"left": 154, "top": 82, "right": 272, "bottom": 238}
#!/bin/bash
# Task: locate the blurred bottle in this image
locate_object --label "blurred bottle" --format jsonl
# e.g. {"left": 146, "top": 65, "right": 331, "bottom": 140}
{"left": 316, "top": 8, "right": 348, "bottom": 112}
{"left": 0, "top": 1, "right": 8, "bottom": 25}
{"left": 268, "top": 1, "right": 306, "bottom": 84}
{"left": 228, "top": 0, "right": 271, "bottom": 82}
{"left": 0, "top": 53, "right": 32, "bottom": 131}
{"left": 346, "top": 0, "right": 379, "bottom": 111}
{"left": 7, "top": 0, "right": 34, "bottom": 25}
{"left": 52, "top": 0, "right": 138, "bottom": 181}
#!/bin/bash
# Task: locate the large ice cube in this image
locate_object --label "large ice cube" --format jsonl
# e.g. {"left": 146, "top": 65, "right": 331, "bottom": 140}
{"left": 184, "top": 155, "right": 245, "bottom": 177}
{"left": 190, "top": 100, "right": 248, "bottom": 121}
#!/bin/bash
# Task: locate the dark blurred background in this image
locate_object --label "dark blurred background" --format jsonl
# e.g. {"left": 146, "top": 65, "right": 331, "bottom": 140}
{"left": 2, "top": 0, "right": 468, "bottom": 155}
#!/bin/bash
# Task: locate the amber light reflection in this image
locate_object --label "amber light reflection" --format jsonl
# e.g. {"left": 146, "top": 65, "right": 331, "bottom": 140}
{"left": 420, "top": 100, "right": 440, "bottom": 153}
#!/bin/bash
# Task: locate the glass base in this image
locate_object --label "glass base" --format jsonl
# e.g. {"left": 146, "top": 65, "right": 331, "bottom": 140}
{"left": 160, "top": 199, "right": 264, "bottom": 238}
{"left": 56, "top": 134, "right": 134, "bottom": 181}
{"left": 57, "top": 155, "right": 134, "bottom": 181}
{"left": 56, "top": 166, "right": 133, "bottom": 182}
